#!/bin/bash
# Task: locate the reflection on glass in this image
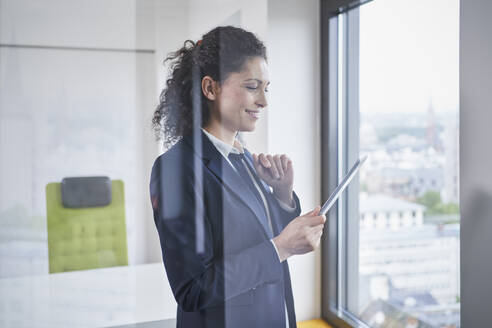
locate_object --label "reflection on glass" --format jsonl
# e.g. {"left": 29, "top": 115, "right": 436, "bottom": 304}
{"left": 357, "top": 0, "right": 460, "bottom": 327}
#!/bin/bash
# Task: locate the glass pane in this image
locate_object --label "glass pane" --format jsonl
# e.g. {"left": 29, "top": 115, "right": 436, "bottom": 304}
{"left": 356, "top": 0, "right": 460, "bottom": 327}
{"left": 2, "top": 1, "right": 303, "bottom": 327}
{"left": 0, "top": 1, "right": 171, "bottom": 327}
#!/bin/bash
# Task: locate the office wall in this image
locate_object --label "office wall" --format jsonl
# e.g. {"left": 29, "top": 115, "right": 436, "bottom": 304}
{"left": 0, "top": 0, "right": 157, "bottom": 274}
{"left": 267, "top": 0, "right": 322, "bottom": 321}
{"left": 147, "top": 0, "right": 190, "bottom": 263}
{"left": 1, "top": 0, "right": 322, "bottom": 320}
{"left": 460, "top": 0, "right": 492, "bottom": 326}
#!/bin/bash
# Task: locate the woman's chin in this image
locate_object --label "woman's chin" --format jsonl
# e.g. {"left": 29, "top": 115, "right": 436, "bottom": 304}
{"left": 239, "top": 123, "right": 257, "bottom": 132}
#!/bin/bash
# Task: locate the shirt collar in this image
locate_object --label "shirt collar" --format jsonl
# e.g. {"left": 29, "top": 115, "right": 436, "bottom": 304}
{"left": 201, "top": 129, "right": 243, "bottom": 159}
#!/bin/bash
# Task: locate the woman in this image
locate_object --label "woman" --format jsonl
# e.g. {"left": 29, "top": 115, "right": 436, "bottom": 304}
{"left": 150, "top": 26, "right": 325, "bottom": 328}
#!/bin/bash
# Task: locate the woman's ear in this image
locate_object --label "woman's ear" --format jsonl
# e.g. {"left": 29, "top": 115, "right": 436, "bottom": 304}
{"left": 202, "top": 76, "right": 219, "bottom": 101}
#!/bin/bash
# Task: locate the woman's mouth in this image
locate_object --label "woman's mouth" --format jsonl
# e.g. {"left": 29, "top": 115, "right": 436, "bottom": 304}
{"left": 245, "top": 109, "right": 260, "bottom": 119}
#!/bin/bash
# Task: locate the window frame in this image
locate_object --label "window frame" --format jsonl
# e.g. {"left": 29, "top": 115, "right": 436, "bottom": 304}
{"left": 320, "top": 0, "right": 370, "bottom": 327}
{"left": 321, "top": 1, "right": 464, "bottom": 327}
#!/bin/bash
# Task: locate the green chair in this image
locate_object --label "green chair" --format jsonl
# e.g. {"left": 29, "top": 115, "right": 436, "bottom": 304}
{"left": 46, "top": 177, "right": 128, "bottom": 273}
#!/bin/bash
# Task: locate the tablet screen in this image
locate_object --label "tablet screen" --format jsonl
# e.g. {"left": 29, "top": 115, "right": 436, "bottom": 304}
{"left": 320, "top": 155, "right": 368, "bottom": 215}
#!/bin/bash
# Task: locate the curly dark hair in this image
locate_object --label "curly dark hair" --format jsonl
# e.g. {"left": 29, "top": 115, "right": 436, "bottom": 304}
{"left": 152, "top": 26, "right": 267, "bottom": 148}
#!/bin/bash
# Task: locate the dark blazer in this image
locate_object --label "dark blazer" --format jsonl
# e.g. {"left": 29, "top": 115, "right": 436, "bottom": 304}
{"left": 149, "top": 132, "right": 301, "bottom": 328}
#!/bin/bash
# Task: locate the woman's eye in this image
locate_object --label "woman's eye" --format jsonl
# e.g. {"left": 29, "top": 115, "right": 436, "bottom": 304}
{"left": 245, "top": 85, "right": 268, "bottom": 93}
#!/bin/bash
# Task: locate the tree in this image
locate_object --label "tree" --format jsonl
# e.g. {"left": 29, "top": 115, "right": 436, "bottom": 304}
{"left": 418, "top": 191, "right": 441, "bottom": 210}
{"left": 418, "top": 191, "right": 459, "bottom": 215}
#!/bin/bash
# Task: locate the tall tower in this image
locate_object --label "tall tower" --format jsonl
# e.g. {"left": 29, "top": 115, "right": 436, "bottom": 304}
{"left": 426, "top": 98, "right": 442, "bottom": 152}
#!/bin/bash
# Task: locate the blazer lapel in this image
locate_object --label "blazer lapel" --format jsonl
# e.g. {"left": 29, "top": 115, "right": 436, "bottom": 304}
{"left": 184, "top": 133, "right": 273, "bottom": 238}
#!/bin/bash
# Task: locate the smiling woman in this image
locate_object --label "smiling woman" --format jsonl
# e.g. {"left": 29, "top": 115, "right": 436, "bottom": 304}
{"left": 201, "top": 56, "right": 270, "bottom": 141}
{"left": 149, "top": 26, "right": 326, "bottom": 328}
{"left": 151, "top": 26, "right": 268, "bottom": 148}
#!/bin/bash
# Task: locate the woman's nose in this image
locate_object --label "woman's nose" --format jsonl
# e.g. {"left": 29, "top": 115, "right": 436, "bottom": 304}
{"left": 256, "top": 90, "right": 268, "bottom": 108}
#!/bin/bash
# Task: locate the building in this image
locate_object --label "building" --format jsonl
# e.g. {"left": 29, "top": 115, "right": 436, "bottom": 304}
{"left": 359, "top": 195, "right": 460, "bottom": 319}
{"left": 360, "top": 194, "right": 425, "bottom": 230}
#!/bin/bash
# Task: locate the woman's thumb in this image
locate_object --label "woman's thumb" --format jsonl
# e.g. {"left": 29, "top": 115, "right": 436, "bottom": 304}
{"left": 304, "top": 205, "right": 321, "bottom": 216}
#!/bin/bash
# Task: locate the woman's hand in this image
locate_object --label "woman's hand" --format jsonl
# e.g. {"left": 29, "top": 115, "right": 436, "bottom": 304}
{"left": 272, "top": 206, "right": 326, "bottom": 262}
{"left": 252, "top": 153, "right": 294, "bottom": 206}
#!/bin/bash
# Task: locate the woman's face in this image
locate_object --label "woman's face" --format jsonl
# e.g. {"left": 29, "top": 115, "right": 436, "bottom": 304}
{"left": 210, "top": 56, "right": 270, "bottom": 133}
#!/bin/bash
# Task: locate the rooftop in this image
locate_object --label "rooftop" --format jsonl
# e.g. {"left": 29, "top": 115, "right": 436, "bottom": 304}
{"left": 360, "top": 194, "right": 426, "bottom": 213}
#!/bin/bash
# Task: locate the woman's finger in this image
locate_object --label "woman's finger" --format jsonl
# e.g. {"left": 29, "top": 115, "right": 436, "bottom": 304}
{"left": 258, "top": 153, "right": 271, "bottom": 168}
{"left": 311, "top": 205, "right": 321, "bottom": 216}
{"left": 311, "top": 224, "right": 325, "bottom": 233}
{"left": 303, "top": 206, "right": 321, "bottom": 217}
{"left": 280, "top": 154, "right": 289, "bottom": 171}
{"left": 252, "top": 153, "right": 260, "bottom": 170}
{"left": 273, "top": 155, "right": 284, "bottom": 178}
{"left": 266, "top": 154, "right": 280, "bottom": 179}
{"left": 253, "top": 154, "right": 266, "bottom": 174}
{"left": 252, "top": 153, "right": 260, "bottom": 168}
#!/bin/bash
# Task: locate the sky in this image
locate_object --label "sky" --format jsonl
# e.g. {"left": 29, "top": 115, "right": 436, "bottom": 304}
{"left": 359, "top": 0, "right": 459, "bottom": 114}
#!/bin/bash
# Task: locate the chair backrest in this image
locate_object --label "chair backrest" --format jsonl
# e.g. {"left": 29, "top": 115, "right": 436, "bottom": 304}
{"left": 46, "top": 179, "right": 128, "bottom": 273}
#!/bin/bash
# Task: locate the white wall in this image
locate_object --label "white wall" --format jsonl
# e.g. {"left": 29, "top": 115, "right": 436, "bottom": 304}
{"left": 0, "top": 0, "right": 153, "bottom": 49}
{"left": 146, "top": 0, "right": 191, "bottom": 263}
{"left": 460, "top": 0, "right": 492, "bottom": 326}
{"left": 0, "top": 0, "right": 157, "bottom": 273}
{"left": 267, "top": 0, "right": 321, "bottom": 321}
{"left": 0, "top": 0, "right": 322, "bottom": 320}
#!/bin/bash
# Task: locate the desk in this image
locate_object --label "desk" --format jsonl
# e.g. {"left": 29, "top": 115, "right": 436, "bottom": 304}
{"left": 0, "top": 263, "right": 177, "bottom": 328}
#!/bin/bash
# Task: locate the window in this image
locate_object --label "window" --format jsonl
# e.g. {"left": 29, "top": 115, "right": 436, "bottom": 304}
{"left": 321, "top": 0, "right": 460, "bottom": 327}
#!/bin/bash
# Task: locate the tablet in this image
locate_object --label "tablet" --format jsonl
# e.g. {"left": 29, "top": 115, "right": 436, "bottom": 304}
{"left": 320, "top": 155, "right": 368, "bottom": 215}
